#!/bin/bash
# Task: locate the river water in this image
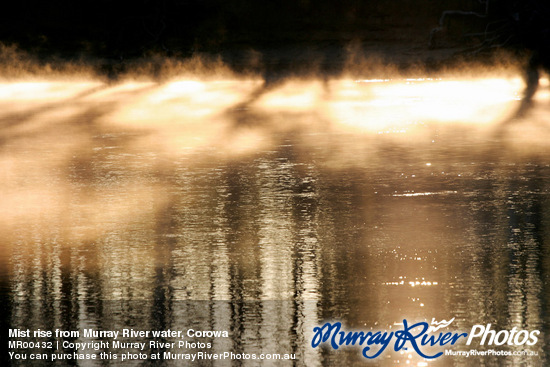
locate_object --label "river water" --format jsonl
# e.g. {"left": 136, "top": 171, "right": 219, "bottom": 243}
{"left": 1, "top": 76, "right": 549, "bottom": 366}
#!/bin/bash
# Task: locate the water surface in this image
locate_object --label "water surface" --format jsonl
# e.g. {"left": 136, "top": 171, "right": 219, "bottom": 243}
{"left": 2, "top": 76, "right": 550, "bottom": 366}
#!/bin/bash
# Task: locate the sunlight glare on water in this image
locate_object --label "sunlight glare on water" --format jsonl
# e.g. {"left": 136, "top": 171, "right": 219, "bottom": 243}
{"left": 0, "top": 76, "right": 526, "bottom": 139}
{"left": 327, "top": 77, "right": 523, "bottom": 133}
{"left": 255, "top": 80, "right": 324, "bottom": 112}
{"left": 0, "top": 80, "right": 101, "bottom": 100}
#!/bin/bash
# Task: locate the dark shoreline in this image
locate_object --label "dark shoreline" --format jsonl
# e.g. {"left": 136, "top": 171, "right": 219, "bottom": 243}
{"left": 0, "top": 41, "right": 528, "bottom": 83}
{"left": 0, "top": 0, "right": 530, "bottom": 80}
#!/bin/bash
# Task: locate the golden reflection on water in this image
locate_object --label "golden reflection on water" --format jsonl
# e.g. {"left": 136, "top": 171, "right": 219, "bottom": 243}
{"left": 326, "top": 77, "right": 523, "bottom": 134}
{"left": 2, "top": 74, "right": 549, "bottom": 366}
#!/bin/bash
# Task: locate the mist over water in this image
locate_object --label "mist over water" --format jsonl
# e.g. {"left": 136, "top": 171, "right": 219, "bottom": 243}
{"left": 2, "top": 69, "right": 550, "bottom": 366}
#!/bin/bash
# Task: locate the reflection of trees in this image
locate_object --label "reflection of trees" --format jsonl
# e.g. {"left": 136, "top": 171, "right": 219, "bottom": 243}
{"left": 443, "top": 149, "right": 548, "bottom": 364}
{"left": 502, "top": 162, "right": 547, "bottom": 362}
{"left": 5, "top": 113, "right": 550, "bottom": 366}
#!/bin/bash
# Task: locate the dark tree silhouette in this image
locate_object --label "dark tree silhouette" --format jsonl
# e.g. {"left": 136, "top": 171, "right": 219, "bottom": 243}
{"left": 430, "top": 0, "right": 550, "bottom": 118}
